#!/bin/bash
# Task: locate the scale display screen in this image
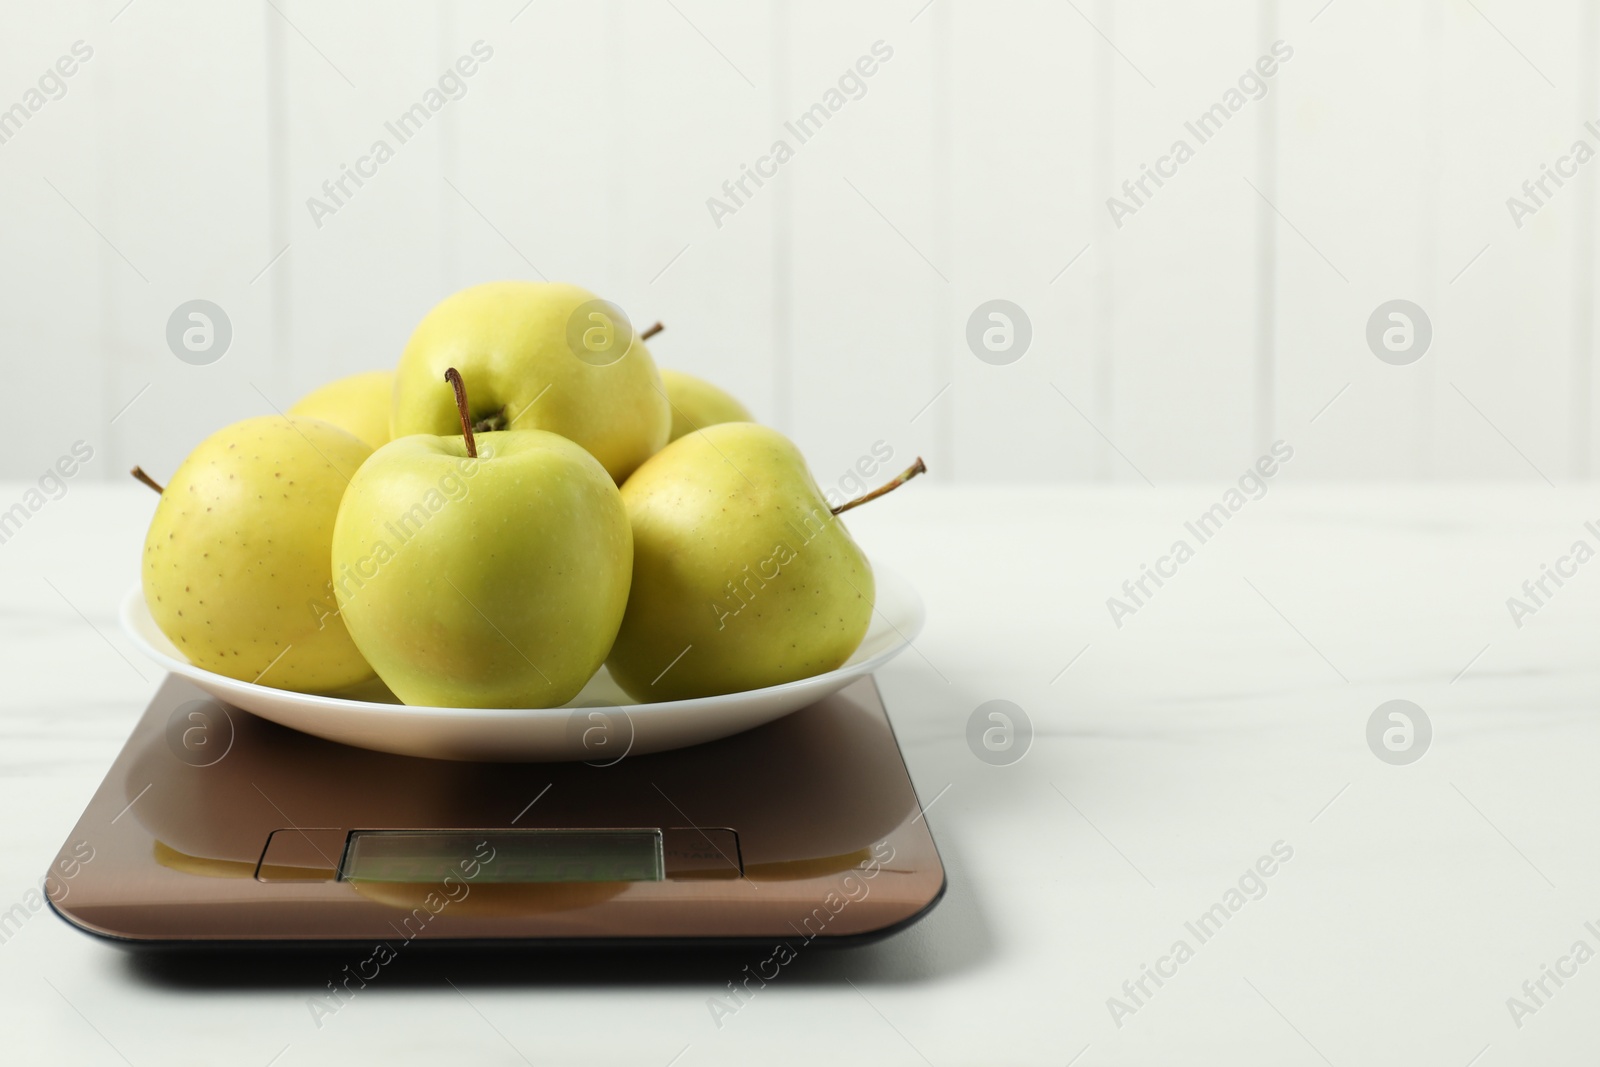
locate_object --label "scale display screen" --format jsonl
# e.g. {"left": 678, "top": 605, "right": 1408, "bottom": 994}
{"left": 340, "top": 829, "right": 664, "bottom": 884}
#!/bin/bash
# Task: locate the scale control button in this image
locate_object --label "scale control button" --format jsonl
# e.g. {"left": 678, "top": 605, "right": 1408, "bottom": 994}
{"left": 257, "top": 828, "right": 348, "bottom": 882}
{"left": 662, "top": 827, "right": 741, "bottom": 880}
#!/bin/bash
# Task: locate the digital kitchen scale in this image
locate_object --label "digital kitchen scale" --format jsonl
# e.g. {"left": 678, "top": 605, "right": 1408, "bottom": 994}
{"left": 49, "top": 675, "right": 944, "bottom": 948}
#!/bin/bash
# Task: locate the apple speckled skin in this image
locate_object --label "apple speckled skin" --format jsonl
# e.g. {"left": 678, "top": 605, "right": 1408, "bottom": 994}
{"left": 390, "top": 282, "right": 670, "bottom": 484}
{"left": 141, "top": 416, "right": 375, "bottom": 694}
{"left": 330, "top": 429, "right": 633, "bottom": 710}
{"left": 607, "top": 423, "right": 874, "bottom": 703}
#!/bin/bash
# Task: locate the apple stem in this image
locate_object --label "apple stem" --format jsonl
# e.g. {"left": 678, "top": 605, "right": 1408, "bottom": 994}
{"left": 640, "top": 321, "right": 664, "bottom": 341}
{"left": 831, "top": 457, "right": 927, "bottom": 516}
{"left": 444, "top": 367, "right": 478, "bottom": 459}
{"left": 130, "top": 466, "right": 164, "bottom": 494}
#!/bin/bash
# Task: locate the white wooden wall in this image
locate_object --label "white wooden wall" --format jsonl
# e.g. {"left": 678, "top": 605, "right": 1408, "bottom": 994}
{"left": 0, "top": 0, "right": 1593, "bottom": 487}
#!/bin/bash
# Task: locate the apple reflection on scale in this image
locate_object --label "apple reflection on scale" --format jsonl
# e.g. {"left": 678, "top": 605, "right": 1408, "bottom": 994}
{"left": 48, "top": 570, "right": 944, "bottom": 950}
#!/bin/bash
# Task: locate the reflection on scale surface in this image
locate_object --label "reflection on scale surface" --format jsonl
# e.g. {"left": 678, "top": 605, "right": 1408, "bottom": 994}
{"left": 50, "top": 676, "right": 944, "bottom": 945}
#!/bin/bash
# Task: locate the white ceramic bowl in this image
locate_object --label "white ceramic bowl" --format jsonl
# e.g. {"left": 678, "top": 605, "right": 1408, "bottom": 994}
{"left": 120, "top": 561, "right": 924, "bottom": 762}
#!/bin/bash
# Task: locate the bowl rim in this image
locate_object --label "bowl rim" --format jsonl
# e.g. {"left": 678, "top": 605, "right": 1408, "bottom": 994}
{"left": 119, "top": 559, "right": 926, "bottom": 721}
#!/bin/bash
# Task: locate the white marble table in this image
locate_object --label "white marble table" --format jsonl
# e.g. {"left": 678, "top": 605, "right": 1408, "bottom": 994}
{"left": 2, "top": 481, "right": 1596, "bottom": 1066}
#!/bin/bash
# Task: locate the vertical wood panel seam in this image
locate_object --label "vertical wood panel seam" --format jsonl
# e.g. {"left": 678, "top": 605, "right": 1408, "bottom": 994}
{"left": 1254, "top": 0, "right": 1279, "bottom": 456}
{"left": 932, "top": 0, "right": 952, "bottom": 479}
{"left": 265, "top": 2, "right": 289, "bottom": 405}
{"left": 606, "top": 0, "right": 622, "bottom": 295}
{"left": 438, "top": 1, "right": 459, "bottom": 296}
{"left": 1417, "top": 0, "right": 1440, "bottom": 478}
{"left": 1092, "top": 0, "right": 1115, "bottom": 481}
{"left": 96, "top": 11, "right": 116, "bottom": 479}
{"left": 1574, "top": 0, "right": 1596, "bottom": 478}
{"left": 770, "top": 0, "right": 792, "bottom": 434}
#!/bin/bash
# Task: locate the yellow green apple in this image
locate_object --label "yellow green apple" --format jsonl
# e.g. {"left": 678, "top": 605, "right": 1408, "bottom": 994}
{"left": 391, "top": 282, "right": 669, "bottom": 483}
{"left": 331, "top": 385, "right": 632, "bottom": 709}
{"left": 607, "top": 423, "right": 920, "bottom": 702}
{"left": 660, "top": 368, "right": 753, "bottom": 442}
{"left": 288, "top": 370, "right": 394, "bottom": 451}
{"left": 141, "top": 416, "right": 374, "bottom": 693}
